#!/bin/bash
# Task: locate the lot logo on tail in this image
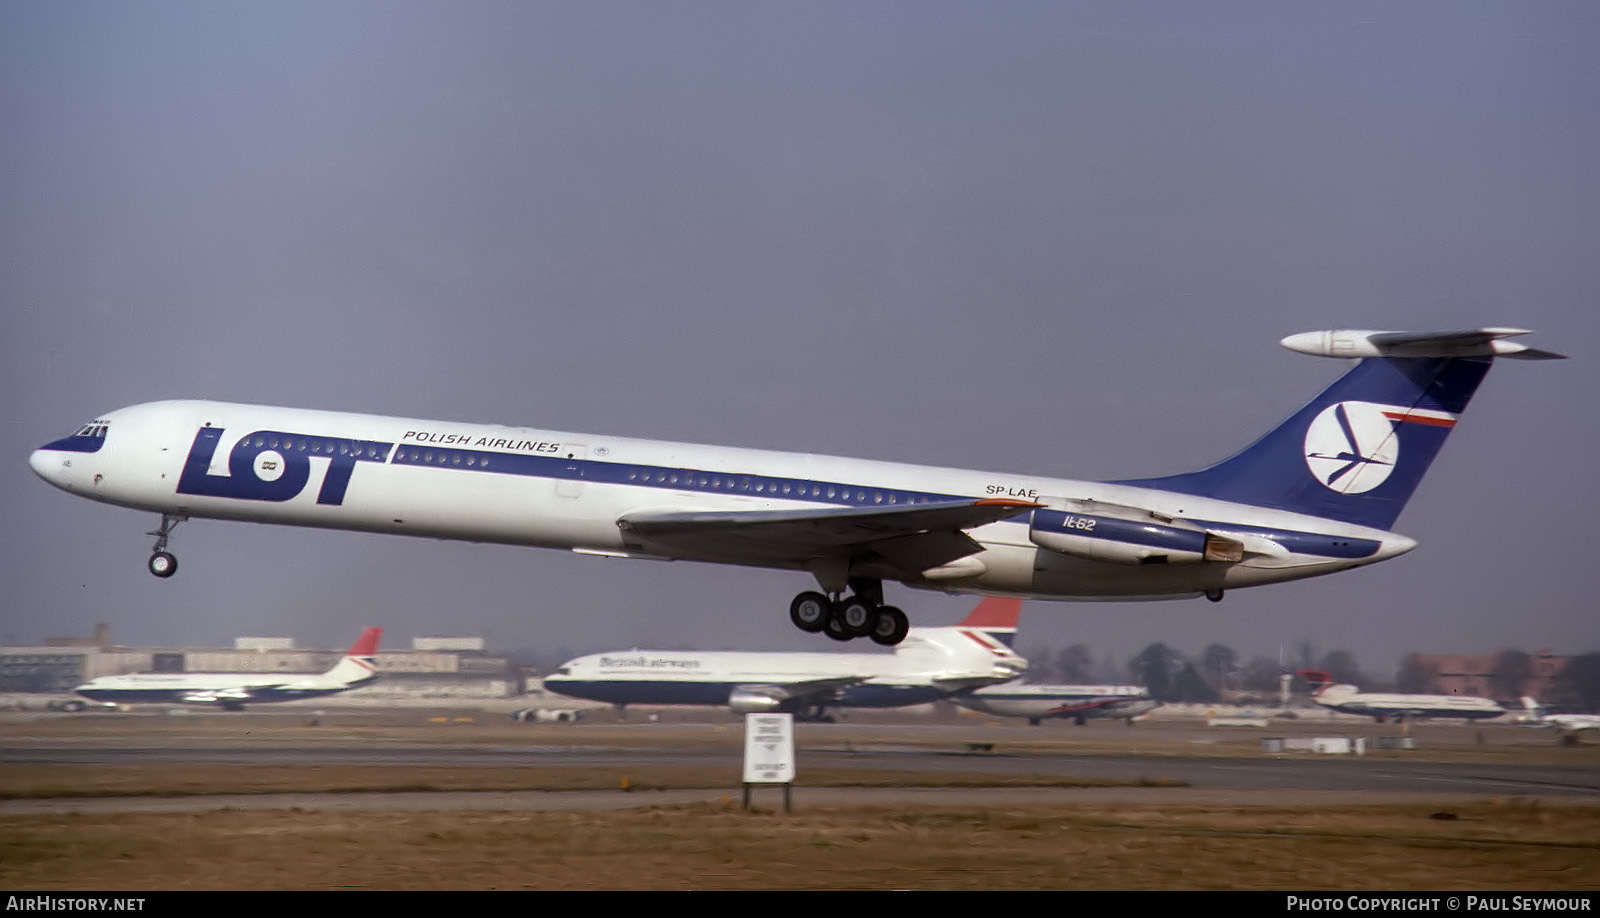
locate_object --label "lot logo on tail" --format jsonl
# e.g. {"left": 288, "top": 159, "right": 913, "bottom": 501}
{"left": 1304, "top": 402, "right": 1399, "bottom": 493}
{"left": 1303, "top": 401, "right": 1458, "bottom": 494}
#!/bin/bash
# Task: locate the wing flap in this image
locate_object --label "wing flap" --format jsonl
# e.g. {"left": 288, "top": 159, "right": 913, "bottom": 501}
{"left": 617, "top": 498, "right": 1039, "bottom": 570}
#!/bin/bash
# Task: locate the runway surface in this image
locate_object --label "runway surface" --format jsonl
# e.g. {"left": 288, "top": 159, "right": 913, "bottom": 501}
{"left": 4, "top": 712, "right": 1596, "bottom": 814}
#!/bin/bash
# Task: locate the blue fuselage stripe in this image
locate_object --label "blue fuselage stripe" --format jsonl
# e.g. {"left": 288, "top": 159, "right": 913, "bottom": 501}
{"left": 384, "top": 445, "right": 1380, "bottom": 559}
{"left": 390, "top": 444, "right": 968, "bottom": 510}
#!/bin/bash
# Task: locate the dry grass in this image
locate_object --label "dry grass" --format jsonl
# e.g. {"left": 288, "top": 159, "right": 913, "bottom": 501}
{"left": 4, "top": 713, "right": 1597, "bottom": 890}
{"left": 0, "top": 763, "right": 1168, "bottom": 798}
{"left": 3, "top": 799, "right": 1596, "bottom": 890}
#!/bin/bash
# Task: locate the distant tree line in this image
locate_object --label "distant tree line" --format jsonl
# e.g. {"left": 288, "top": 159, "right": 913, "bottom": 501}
{"left": 1019, "top": 642, "right": 1600, "bottom": 709}
{"left": 1015, "top": 639, "right": 1377, "bottom": 703}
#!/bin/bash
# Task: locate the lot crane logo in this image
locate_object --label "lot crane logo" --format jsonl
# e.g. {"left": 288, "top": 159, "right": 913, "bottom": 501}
{"left": 1303, "top": 401, "right": 1459, "bottom": 494}
{"left": 1303, "top": 402, "right": 1401, "bottom": 494}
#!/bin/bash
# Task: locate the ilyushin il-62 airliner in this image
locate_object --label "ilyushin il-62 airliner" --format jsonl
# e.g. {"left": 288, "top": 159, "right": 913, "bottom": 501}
{"left": 29, "top": 328, "right": 1561, "bottom": 646}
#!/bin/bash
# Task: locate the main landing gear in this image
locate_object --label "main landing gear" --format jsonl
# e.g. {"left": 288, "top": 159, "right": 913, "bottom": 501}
{"left": 788, "top": 590, "right": 911, "bottom": 646}
{"left": 146, "top": 513, "right": 186, "bottom": 578}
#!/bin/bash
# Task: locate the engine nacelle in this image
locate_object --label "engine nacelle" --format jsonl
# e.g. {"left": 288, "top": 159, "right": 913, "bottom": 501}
{"left": 1029, "top": 505, "right": 1243, "bottom": 566}
{"left": 179, "top": 693, "right": 230, "bottom": 706}
{"left": 728, "top": 687, "right": 787, "bottom": 715}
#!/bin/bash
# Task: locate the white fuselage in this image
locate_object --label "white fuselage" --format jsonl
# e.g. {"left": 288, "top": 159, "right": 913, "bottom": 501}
{"left": 28, "top": 399, "right": 1415, "bottom": 603}
{"left": 74, "top": 670, "right": 370, "bottom": 706}
{"left": 1310, "top": 685, "right": 1505, "bottom": 721}
{"left": 1542, "top": 714, "right": 1600, "bottom": 731}
{"left": 953, "top": 683, "right": 1158, "bottom": 721}
{"left": 1528, "top": 712, "right": 1600, "bottom": 732}
{"left": 544, "top": 626, "right": 1026, "bottom": 711}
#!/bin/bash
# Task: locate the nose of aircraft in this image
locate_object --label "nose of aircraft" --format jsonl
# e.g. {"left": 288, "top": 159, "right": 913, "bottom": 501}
{"left": 28, "top": 446, "right": 57, "bottom": 482}
{"left": 29, "top": 443, "right": 78, "bottom": 491}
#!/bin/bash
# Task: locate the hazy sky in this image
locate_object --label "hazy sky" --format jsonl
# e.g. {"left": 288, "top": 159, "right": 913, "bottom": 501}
{"left": 5, "top": 2, "right": 1596, "bottom": 679}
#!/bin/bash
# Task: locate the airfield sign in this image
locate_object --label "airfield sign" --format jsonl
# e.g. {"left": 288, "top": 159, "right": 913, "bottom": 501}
{"left": 742, "top": 713, "right": 795, "bottom": 783}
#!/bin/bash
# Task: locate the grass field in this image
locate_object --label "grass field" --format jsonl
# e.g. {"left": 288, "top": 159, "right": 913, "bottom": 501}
{"left": 5, "top": 798, "right": 1598, "bottom": 890}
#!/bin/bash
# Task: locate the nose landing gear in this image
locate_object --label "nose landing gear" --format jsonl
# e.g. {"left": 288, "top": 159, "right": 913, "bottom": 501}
{"left": 145, "top": 514, "right": 186, "bottom": 578}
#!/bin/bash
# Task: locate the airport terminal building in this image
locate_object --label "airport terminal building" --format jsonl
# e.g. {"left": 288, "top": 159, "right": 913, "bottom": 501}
{"left": 0, "top": 625, "right": 521, "bottom": 700}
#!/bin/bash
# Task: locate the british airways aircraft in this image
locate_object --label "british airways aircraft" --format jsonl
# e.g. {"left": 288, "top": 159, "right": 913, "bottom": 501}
{"left": 28, "top": 328, "right": 1560, "bottom": 646}
{"left": 543, "top": 597, "right": 1027, "bottom": 721}
{"left": 952, "top": 683, "right": 1160, "bottom": 726}
{"left": 1519, "top": 697, "right": 1600, "bottom": 742}
{"left": 72, "top": 627, "right": 381, "bottom": 711}
{"left": 1299, "top": 669, "right": 1506, "bottom": 723}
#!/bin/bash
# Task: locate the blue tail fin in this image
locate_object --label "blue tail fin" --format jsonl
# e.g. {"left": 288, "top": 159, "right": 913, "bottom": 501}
{"left": 1116, "top": 356, "right": 1492, "bottom": 530}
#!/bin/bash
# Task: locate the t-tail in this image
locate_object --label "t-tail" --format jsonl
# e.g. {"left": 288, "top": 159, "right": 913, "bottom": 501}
{"left": 316, "top": 626, "right": 383, "bottom": 689}
{"left": 1117, "top": 328, "right": 1563, "bottom": 531}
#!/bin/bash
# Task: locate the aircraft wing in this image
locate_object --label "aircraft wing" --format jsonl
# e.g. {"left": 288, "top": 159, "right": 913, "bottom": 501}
{"left": 932, "top": 676, "right": 1016, "bottom": 693}
{"left": 179, "top": 686, "right": 283, "bottom": 704}
{"left": 740, "top": 676, "right": 869, "bottom": 705}
{"left": 618, "top": 498, "right": 1040, "bottom": 573}
{"left": 1043, "top": 697, "right": 1124, "bottom": 716}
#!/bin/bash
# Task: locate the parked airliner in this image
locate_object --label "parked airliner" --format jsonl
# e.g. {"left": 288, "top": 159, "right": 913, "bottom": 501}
{"left": 542, "top": 597, "right": 1026, "bottom": 720}
{"left": 1299, "top": 669, "right": 1506, "bottom": 723}
{"left": 72, "top": 627, "right": 381, "bottom": 710}
{"left": 1520, "top": 697, "right": 1600, "bottom": 741}
{"left": 953, "top": 683, "right": 1159, "bottom": 726}
{"left": 28, "top": 328, "right": 1561, "bottom": 645}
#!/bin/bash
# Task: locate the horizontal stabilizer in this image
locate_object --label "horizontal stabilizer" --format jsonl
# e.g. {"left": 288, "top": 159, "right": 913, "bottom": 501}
{"left": 1280, "top": 327, "right": 1565, "bottom": 360}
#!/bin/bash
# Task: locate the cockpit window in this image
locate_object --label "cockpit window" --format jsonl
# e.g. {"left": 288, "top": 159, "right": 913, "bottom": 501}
{"left": 42, "top": 419, "right": 111, "bottom": 453}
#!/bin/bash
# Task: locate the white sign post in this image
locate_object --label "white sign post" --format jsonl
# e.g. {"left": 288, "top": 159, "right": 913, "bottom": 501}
{"left": 742, "top": 712, "right": 795, "bottom": 813}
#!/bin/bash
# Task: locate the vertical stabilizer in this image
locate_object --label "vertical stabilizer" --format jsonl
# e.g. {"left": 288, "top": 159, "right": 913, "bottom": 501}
{"left": 1117, "top": 329, "right": 1561, "bottom": 531}
{"left": 953, "top": 596, "right": 1022, "bottom": 647}
{"left": 317, "top": 627, "right": 382, "bottom": 688}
